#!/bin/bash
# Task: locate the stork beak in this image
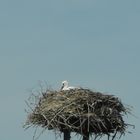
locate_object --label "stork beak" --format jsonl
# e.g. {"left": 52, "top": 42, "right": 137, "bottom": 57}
{"left": 61, "top": 84, "right": 64, "bottom": 91}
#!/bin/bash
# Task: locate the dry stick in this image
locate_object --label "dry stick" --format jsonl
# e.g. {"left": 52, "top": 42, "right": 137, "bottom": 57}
{"left": 55, "top": 116, "right": 77, "bottom": 129}
{"left": 82, "top": 102, "right": 90, "bottom": 140}
{"left": 76, "top": 107, "right": 83, "bottom": 134}
{"left": 112, "top": 129, "right": 118, "bottom": 140}
{"left": 51, "top": 102, "right": 75, "bottom": 140}
{"left": 46, "top": 102, "right": 74, "bottom": 128}
{"left": 25, "top": 100, "right": 34, "bottom": 112}
{"left": 87, "top": 102, "right": 90, "bottom": 132}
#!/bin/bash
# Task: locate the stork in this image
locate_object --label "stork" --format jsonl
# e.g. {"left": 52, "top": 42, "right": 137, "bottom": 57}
{"left": 61, "top": 80, "right": 76, "bottom": 91}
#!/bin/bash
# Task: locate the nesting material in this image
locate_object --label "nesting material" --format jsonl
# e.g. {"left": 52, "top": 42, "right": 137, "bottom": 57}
{"left": 25, "top": 88, "right": 131, "bottom": 139}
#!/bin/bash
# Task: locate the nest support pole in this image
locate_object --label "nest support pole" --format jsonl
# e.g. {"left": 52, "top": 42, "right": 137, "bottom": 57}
{"left": 82, "top": 132, "right": 89, "bottom": 140}
{"left": 63, "top": 130, "right": 71, "bottom": 140}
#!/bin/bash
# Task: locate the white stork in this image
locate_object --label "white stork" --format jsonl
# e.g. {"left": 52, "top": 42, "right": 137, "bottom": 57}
{"left": 60, "top": 80, "right": 76, "bottom": 91}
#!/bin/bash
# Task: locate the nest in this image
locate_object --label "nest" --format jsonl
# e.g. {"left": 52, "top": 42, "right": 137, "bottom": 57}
{"left": 25, "top": 88, "right": 132, "bottom": 139}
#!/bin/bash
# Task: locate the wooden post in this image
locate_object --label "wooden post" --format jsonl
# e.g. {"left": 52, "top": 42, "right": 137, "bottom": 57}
{"left": 64, "top": 130, "right": 71, "bottom": 140}
{"left": 82, "top": 132, "right": 89, "bottom": 140}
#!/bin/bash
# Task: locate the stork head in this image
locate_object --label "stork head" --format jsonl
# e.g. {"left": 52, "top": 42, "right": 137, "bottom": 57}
{"left": 62, "top": 80, "right": 68, "bottom": 87}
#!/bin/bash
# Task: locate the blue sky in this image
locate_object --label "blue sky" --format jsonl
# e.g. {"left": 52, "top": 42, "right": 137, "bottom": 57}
{"left": 0, "top": 0, "right": 139, "bottom": 140}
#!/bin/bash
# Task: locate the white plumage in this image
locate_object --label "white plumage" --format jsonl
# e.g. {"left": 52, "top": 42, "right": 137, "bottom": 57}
{"left": 61, "top": 80, "right": 76, "bottom": 91}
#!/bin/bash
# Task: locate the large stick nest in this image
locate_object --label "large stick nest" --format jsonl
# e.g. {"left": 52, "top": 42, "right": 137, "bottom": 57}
{"left": 25, "top": 88, "right": 132, "bottom": 139}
